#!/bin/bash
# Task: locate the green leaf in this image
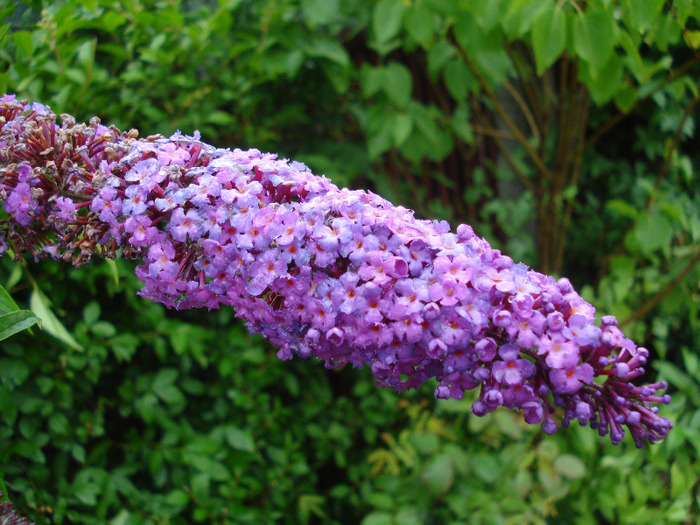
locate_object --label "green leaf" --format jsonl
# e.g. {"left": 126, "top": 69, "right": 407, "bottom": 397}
{"left": 443, "top": 60, "right": 475, "bottom": 100}
{"left": 366, "top": 107, "right": 395, "bottom": 158}
{"left": 423, "top": 0, "right": 458, "bottom": 16}
{"left": 152, "top": 368, "right": 178, "bottom": 392}
{"left": 207, "top": 110, "right": 233, "bottom": 126}
{"left": 464, "top": 0, "right": 508, "bottom": 31}
{"left": 634, "top": 210, "right": 673, "bottom": 258}
{"left": 450, "top": 105, "right": 474, "bottom": 144}
{"left": 0, "top": 479, "right": 9, "bottom": 502}
{"left": 606, "top": 199, "right": 638, "bottom": 220}
{"left": 91, "top": 320, "right": 116, "bottom": 338}
{"left": 0, "top": 310, "right": 40, "bottom": 342}
{"left": 618, "top": 29, "right": 648, "bottom": 82}
{"left": 405, "top": 2, "right": 434, "bottom": 48}
{"left": 0, "top": 283, "right": 21, "bottom": 314}
{"left": 99, "top": 11, "right": 128, "bottom": 32}
{"left": 392, "top": 113, "right": 413, "bottom": 148}
{"left": 502, "top": 0, "right": 549, "bottom": 38}
{"left": 579, "top": 54, "right": 624, "bottom": 105}
{"left": 82, "top": 301, "right": 101, "bottom": 326}
{"left": 12, "top": 31, "right": 34, "bottom": 57}
{"left": 426, "top": 41, "right": 456, "bottom": 80}
{"left": 452, "top": 11, "right": 481, "bottom": 53}
{"left": 223, "top": 425, "right": 255, "bottom": 452}
{"left": 623, "top": 0, "right": 665, "bottom": 33}
{"left": 301, "top": 0, "right": 340, "bottom": 27}
{"left": 531, "top": 6, "right": 567, "bottom": 74}
{"left": 73, "top": 481, "right": 100, "bottom": 505}
{"left": 654, "top": 361, "right": 700, "bottom": 404}
{"left": 372, "top": 0, "right": 406, "bottom": 47}
{"left": 382, "top": 62, "right": 412, "bottom": 108}
{"left": 77, "top": 39, "right": 96, "bottom": 69}
{"left": 105, "top": 258, "right": 120, "bottom": 286}
{"left": 422, "top": 454, "right": 454, "bottom": 495}
{"left": 305, "top": 38, "right": 349, "bottom": 68}
{"left": 361, "top": 65, "right": 385, "bottom": 97}
{"left": 361, "top": 512, "right": 393, "bottom": 525}
{"left": 0, "top": 358, "right": 31, "bottom": 388}
{"left": 30, "top": 288, "right": 83, "bottom": 351}
{"left": 166, "top": 488, "right": 190, "bottom": 507}
{"left": 686, "top": 30, "right": 700, "bottom": 50}
{"left": 554, "top": 454, "right": 586, "bottom": 479}
{"left": 648, "top": 12, "right": 683, "bottom": 51}
{"left": 574, "top": 11, "right": 617, "bottom": 77}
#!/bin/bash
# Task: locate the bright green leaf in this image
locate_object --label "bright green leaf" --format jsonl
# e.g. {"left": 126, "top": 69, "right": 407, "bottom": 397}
{"left": 30, "top": 288, "right": 83, "bottom": 350}
{"left": 444, "top": 60, "right": 475, "bottom": 100}
{"left": 361, "top": 512, "right": 393, "bottom": 525}
{"left": 623, "top": 0, "right": 665, "bottom": 33}
{"left": 606, "top": 199, "right": 639, "bottom": 220}
{"left": 452, "top": 11, "right": 481, "bottom": 53}
{"left": 77, "top": 39, "right": 95, "bottom": 68}
{"left": 0, "top": 358, "right": 31, "bottom": 388}
{"left": 502, "top": 0, "right": 549, "bottom": 38}
{"left": 465, "top": 0, "right": 508, "bottom": 32}
{"left": 422, "top": 454, "right": 454, "bottom": 495}
{"left": 305, "top": 38, "right": 349, "bottom": 68}
{"left": 686, "top": 30, "right": 700, "bottom": 50}
{"left": 105, "top": 258, "right": 120, "bottom": 286}
{"left": 634, "top": 210, "right": 673, "bottom": 257}
{"left": 392, "top": 113, "right": 413, "bottom": 147}
{"left": 166, "top": 488, "right": 190, "bottom": 507}
{"left": 554, "top": 454, "right": 586, "bottom": 479}
{"left": 580, "top": 54, "right": 624, "bottom": 105}
{"left": 450, "top": 105, "right": 474, "bottom": 144}
{"left": 372, "top": 0, "right": 406, "bottom": 47}
{"left": 301, "top": 0, "right": 340, "bottom": 28}
{"left": 91, "top": 320, "right": 116, "bottom": 338}
{"left": 574, "top": 11, "right": 617, "bottom": 77}
{"left": 426, "top": 41, "right": 456, "bottom": 81}
{"left": 12, "top": 31, "right": 34, "bottom": 57}
{"left": 0, "top": 310, "right": 40, "bottom": 342}
{"left": 207, "top": 110, "right": 233, "bottom": 126}
{"left": 532, "top": 6, "right": 567, "bottom": 74}
{"left": 223, "top": 425, "right": 255, "bottom": 452}
{"left": 405, "top": 2, "right": 434, "bottom": 48}
{"left": 0, "top": 479, "right": 9, "bottom": 503}
{"left": 618, "top": 29, "right": 648, "bottom": 82}
{"left": 382, "top": 62, "right": 412, "bottom": 108}
{"left": 0, "top": 283, "right": 21, "bottom": 314}
{"left": 82, "top": 301, "right": 101, "bottom": 326}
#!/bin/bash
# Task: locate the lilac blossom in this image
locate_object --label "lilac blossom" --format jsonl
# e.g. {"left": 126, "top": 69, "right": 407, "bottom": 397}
{"left": 0, "top": 96, "right": 673, "bottom": 446}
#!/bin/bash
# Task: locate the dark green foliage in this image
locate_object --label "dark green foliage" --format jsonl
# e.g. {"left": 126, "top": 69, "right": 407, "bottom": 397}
{"left": 1, "top": 0, "right": 699, "bottom": 523}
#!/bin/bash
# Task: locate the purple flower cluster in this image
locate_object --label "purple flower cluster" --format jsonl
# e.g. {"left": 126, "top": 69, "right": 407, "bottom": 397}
{"left": 0, "top": 95, "right": 672, "bottom": 446}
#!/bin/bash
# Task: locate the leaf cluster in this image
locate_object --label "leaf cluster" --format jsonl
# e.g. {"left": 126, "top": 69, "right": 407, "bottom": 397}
{"left": 0, "top": 0, "right": 699, "bottom": 523}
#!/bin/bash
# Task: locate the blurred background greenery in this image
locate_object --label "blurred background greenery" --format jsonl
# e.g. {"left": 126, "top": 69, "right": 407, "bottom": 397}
{"left": 0, "top": 0, "right": 699, "bottom": 523}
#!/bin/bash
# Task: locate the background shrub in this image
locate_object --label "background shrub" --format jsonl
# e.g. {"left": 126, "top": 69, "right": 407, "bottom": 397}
{"left": 0, "top": 1, "right": 699, "bottom": 523}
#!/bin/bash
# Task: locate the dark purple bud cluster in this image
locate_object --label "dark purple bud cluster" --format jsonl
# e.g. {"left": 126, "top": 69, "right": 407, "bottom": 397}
{"left": 0, "top": 95, "right": 672, "bottom": 446}
{"left": 0, "top": 492, "right": 36, "bottom": 525}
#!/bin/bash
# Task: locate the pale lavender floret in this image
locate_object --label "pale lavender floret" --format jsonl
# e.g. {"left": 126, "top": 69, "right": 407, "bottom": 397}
{"left": 91, "top": 187, "right": 122, "bottom": 223}
{"left": 55, "top": 196, "right": 76, "bottom": 221}
{"left": 125, "top": 158, "right": 160, "bottom": 185}
{"left": 492, "top": 344, "right": 536, "bottom": 386}
{"left": 169, "top": 208, "right": 204, "bottom": 242}
{"left": 4, "top": 182, "right": 37, "bottom": 226}
{"left": 122, "top": 185, "right": 149, "bottom": 216}
{"left": 157, "top": 142, "right": 191, "bottom": 166}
